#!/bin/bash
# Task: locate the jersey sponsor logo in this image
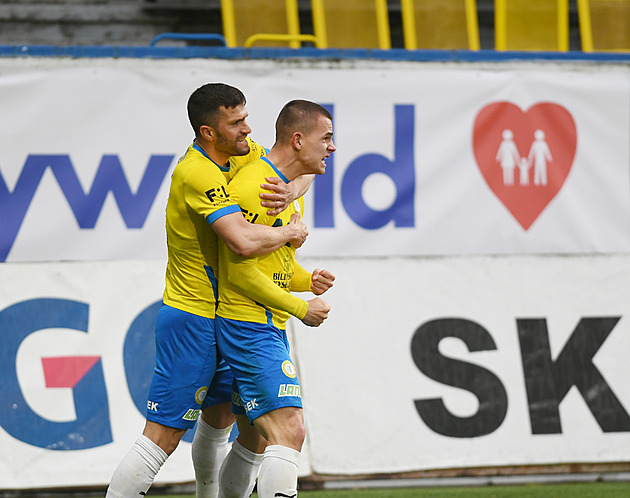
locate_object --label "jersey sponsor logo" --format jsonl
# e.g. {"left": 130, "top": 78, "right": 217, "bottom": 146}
{"left": 273, "top": 256, "right": 294, "bottom": 288}
{"left": 183, "top": 408, "right": 200, "bottom": 421}
{"left": 240, "top": 207, "right": 260, "bottom": 224}
{"left": 273, "top": 272, "right": 292, "bottom": 281}
{"left": 273, "top": 271, "right": 293, "bottom": 289}
{"left": 281, "top": 360, "right": 297, "bottom": 379}
{"left": 278, "top": 384, "right": 301, "bottom": 398}
{"left": 205, "top": 185, "right": 230, "bottom": 203}
{"left": 195, "top": 386, "right": 208, "bottom": 405}
{"left": 282, "top": 255, "right": 292, "bottom": 273}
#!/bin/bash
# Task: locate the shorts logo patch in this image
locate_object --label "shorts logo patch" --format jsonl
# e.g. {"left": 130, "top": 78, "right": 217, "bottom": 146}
{"left": 278, "top": 384, "right": 301, "bottom": 398}
{"left": 232, "top": 391, "right": 243, "bottom": 406}
{"left": 195, "top": 387, "right": 208, "bottom": 405}
{"left": 281, "top": 360, "right": 297, "bottom": 379}
{"left": 147, "top": 400, "right": 158, "bottom": 412}
{"left": 244, "top": 398, "right": 259, "bottom": 412}
{"left": 183, "top": 409, "right": 200, "bottom": 421}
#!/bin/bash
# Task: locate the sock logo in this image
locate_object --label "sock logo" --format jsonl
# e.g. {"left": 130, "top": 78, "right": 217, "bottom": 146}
{"left": 274, "top": 494, "right": 297, "bottom": 498}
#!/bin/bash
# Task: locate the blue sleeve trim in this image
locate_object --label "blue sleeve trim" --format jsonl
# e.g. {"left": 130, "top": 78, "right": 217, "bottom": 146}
{"left": 206, "top": 204, "right": 241, "bottom": 226}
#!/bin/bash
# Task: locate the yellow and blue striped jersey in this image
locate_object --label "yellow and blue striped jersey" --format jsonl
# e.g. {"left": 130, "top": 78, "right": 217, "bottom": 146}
{"left": 217, "top": 157, "right": 312, "bottom": 330}
{"left": 162, "top": 138, "right": 266, "bottom": 318}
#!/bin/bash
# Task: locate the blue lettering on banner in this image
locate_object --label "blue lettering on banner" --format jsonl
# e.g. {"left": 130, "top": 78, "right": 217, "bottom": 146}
{"left": 313, "top": 104, "right": 416, "bottom": 229}
{"left": 312, "top": 104, "right": 335, "bottom": 228}
{"left": 0, "top": 105, "right": 417, "bottom": 262}
{"left": 0, "top": 154, "right": 174, "bottom": 261}
{"left": 0, "top": 298, "right": 113, "bottom": 450}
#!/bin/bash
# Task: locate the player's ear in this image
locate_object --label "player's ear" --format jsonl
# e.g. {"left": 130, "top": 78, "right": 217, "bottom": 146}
{"left": 200, "top": 125, "right": 215, "bottom": 142}
{"left": 292, "top": 132, "right": 303, "bottom": 150}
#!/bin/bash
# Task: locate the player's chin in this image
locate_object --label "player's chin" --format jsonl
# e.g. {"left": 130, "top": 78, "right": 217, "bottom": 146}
{"left": 236, "top": 140, "right": 250, "bottom": 154}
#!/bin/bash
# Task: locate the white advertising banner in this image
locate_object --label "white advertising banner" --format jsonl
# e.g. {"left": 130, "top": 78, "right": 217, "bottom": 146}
{"left": 0, "top": 260, "right": 313, "bottom": 489}
{"left": 0, "top": 260, "right": 180, "bottom": 488}
{"left": 0, "top": 57, "right": 629, "bottom": 262}
{"left": 1, "top": 256, "right": 629, "bottom": 488}
{"left": 294, "top": 255, "right": 630, "bottom": 474}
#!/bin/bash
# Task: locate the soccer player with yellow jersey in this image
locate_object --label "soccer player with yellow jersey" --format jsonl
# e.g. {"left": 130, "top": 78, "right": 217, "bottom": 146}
{"left": 216, "top": 100, "right": 336, "bottom": 498}
{"left": 106, "top": 84, "right": 313, "bottom": 498}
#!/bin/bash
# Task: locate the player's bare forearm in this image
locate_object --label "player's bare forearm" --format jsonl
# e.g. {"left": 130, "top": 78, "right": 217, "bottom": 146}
{"left": 212, "top": 211, "right": 307, "bottom": 257}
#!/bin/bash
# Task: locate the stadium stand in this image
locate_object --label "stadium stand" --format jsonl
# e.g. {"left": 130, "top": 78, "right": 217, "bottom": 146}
{"left": 400, "top": 0, "right": 480, "bottom": 50}
{"left": 0, "top": 0, "right": 590, "bottom": 51}
{"left": 311, "top": 0, "right": 391, "bottom": 49}
{"left": 494, "top": 0, "right": 570, "bottom": 51}
{"left": 577, "top": 0, "right": 630, "bottom": 52}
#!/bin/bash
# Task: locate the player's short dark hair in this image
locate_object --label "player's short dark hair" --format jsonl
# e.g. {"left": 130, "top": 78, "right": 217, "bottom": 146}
{"left": 187, "top": 83, "right": 246, "bottom": 138}
{"left": 275, "top": 100, "right": 332, "bottom": 144}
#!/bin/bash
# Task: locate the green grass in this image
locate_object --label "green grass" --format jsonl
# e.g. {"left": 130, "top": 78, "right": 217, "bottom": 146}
{"left": 153, "top": 481, "right": 630, "bottom": 497}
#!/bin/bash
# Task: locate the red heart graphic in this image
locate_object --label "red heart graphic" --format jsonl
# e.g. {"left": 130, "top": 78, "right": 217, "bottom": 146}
{"left": 472, "top": 102, "right": 577, "bottom": 230}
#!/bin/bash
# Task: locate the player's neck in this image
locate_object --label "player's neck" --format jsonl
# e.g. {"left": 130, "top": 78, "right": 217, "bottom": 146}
{"left": 194, "top": 139, "right": 230, "bottom": 168}
{"left": 266, "top": 148, "right": 302, "bottom": 182}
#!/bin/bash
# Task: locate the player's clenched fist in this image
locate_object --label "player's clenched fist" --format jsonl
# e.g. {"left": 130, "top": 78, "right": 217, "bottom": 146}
{"left": 302, "top": 297, "right": 331, "bottom": 327}
{"left": 311, "top": 268, "right": 335, "bottom": 295}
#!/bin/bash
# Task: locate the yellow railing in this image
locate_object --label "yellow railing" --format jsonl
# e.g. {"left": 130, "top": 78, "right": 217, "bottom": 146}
{"left": 495, "top": 0, "right": 568, "bottom": 51}
{"left": 401, "top": 0, "right": 480, "bottom": 50}
{"left": 244, "top": 33, "right": 321, "bottom": 48}
{"left": 311, "top": 0, "right": 391, "bottom": 49}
